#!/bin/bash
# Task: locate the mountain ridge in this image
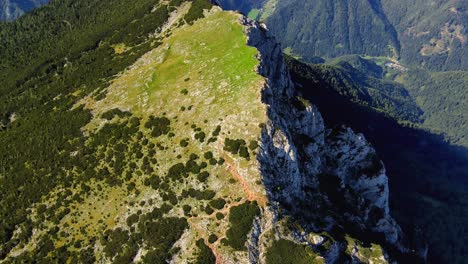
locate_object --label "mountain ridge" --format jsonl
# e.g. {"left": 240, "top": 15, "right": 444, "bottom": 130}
{"left": 0, "top": 1, "right": 412, "bottom": 262}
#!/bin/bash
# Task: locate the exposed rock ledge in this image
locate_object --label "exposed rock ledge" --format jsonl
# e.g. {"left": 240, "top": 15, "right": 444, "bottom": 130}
{"left": 240, "top": 16, "right": 404, "bottom": 262}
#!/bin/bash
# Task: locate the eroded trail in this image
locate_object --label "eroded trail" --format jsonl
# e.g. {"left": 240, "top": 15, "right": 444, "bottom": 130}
{"left": 186, "top": 143, "right": 269, "bottom": 263}
{"left": 222, "top": 152, "right": 267, "bottom": 207}
{"left": 188, "top": 217, "right": 226, "bottom": 264}
{"left": 187, "top": 149, "right": 268, "bottom": 263}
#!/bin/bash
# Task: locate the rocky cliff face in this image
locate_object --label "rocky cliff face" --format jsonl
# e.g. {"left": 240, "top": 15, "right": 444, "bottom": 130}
{"left": 242, "top": 17, "right": 403, "bottom": 261}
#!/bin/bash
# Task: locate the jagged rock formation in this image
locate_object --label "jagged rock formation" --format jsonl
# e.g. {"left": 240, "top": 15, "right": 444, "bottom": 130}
{"left": 242, "top": 16, "right": 403, "bottom": 261}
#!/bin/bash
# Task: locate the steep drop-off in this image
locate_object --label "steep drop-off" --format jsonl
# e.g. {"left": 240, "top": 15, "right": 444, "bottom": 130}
{"left": 287, "top": 56, "right": 468, "bottom": 264}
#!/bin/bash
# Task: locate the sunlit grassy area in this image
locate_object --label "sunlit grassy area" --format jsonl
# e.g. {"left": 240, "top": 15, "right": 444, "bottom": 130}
{"left": 345, "top": 235, "right": 387, "bottom": 264}
{"left": 59, "top": 8, "right": 268, "bottom": 262}
{"left": 248, "top": 9, "right": 260, "bottom": 20}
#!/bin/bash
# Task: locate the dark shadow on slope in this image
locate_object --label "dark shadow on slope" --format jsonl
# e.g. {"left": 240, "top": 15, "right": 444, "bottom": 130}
{"left": 367, "top": 0, "right": 401, "bottom": 57}
{"left": 288, "top": 59, "right": 468, "bottom": 264}
{"left": 213, "top": 0, "right": 266, "bottom": 15}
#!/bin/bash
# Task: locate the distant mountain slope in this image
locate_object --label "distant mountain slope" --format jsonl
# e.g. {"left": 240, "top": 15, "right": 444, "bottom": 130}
{"left": 286, "top": 55, "right": 424, "bottom": 123}
{"left": 219, "top": 0, "right": 467, "bottom": 71}
{"left": 0, "top": 0, "right": 48, "bottom": 21}
{"left": 264, "top": 0, "right": 401, "bottom": 61}
{"left": 381, "top": 0, "right": 468, "bottom": 71}
{"left": 400, "top": 69, "right": 468, "bottom": 146}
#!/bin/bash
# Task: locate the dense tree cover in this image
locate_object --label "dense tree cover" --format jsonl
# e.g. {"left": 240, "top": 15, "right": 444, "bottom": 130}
{"left": 266, "top": 239, "right": 321, "bottom": 264}
{"left": 209, "top": 198, "right": 226, "bottom": 210}
{"left": 224, "top": 138, "right": 251, "bottom": 160}
{"left": 228, "top": 0, "right": 467, "bottom": 71}
{"left": 285, "top": 55, "right": 423, "bottom": 123}
{"left": 224, "top": 201, "right": 260, "bottom": 250}
{"left": 145, "top": 116, "right": 172, "bottom": 137}
{"left": 1, "top": 0, "right": 160, "bottom": 96}
{"left": 101, "top": 108, "right": 132, "bottom": 120}
{"left": 140, "top": 217, "right": 188, "bottom": 253}
{"left": 182, "top": 188, "right": 216, "bottom": 201}
{"left": 381, "top": 0, "right": 468, "bottom": 71}
{"left": 166, "top": 151, "right": 218, "bottom": 184}
{"left": 105, "top": 205, "right": 189, "bottom": 264}
{"left": 208, "top": 234, "right": 218, "bottom": 244}
{"left": 184, "top": 0, "right": 213, "bottom": 24}
{"left": 401, "top": 69, "right": 468, "bottom": 146}
{"left": 0, "top": 107, "right": 92, "bottom": 257}
{"left": 194, "top": 239, "right": 216, "bottom": 264}
{"left": 263, "top": 0, "right": 400, "bottom": 61}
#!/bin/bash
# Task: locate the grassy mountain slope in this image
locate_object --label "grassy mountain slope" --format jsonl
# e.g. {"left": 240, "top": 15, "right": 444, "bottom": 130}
{"left": 0, "top": 1, "right": 268, "bottom": 261}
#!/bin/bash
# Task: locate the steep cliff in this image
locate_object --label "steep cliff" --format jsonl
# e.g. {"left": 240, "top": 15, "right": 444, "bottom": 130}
{"left": 243, "top": 17, "right": 404, "bottom": 262}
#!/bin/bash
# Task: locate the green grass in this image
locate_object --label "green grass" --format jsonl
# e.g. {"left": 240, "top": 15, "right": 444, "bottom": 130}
{"left": 3, "top": 6, "right": 269, "bottom": 263}
{"left": 84, "top": 8, "right": 268, "bottom": 202}
{"left": 247, "top": 9, "right": 260, "bottom": 20}
{"left": 266, "top": 239, "right": 324, "bottom": 264}
{"left": 360, "top": 55, "right": 392, "bottom": 67}
{"left": 71, "top": 8, "right": 268, "bottom": 262}
{"left": 344, "top": 235, "right": 386, "bottom": 264}
{"left": 87, "top": 9, "right": 266, "bottom": 128}
{"left": 259, "top": 0, "right": 278, "bottom": 21}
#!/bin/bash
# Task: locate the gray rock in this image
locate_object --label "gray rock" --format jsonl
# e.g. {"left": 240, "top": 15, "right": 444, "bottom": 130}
{"left": 242, "top": 16, "right": 402, "bottom": 249}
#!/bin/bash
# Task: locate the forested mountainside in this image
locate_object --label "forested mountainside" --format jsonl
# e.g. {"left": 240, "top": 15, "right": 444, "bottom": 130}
{"left": 267, "top": 0, "right": 401, "bottom": 61}
{"left": 289, "top": 55, "right": 425, "bottom": 123}
{"left": 0, "top": 0, "right": 416, "bottom": 263}
{"left": 0, "top": 0, "right": 48, "bottom": 21}
{"left": 231, "top": 0, "right": 467, "bottom": 71}
{"left": 381, "top": 0, "right": 467, "bottom": 71}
